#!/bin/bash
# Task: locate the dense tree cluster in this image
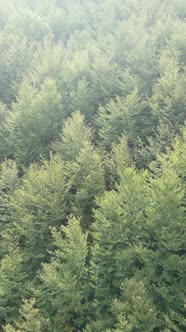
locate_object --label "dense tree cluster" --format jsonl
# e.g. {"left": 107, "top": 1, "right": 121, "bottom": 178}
{"left": 0, "top": 0, "right": 185, "bottom": 331}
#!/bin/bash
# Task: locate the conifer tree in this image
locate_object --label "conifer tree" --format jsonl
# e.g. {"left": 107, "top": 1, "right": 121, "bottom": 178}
{"left": 53, "top": 111, "right": 92, "bottom": 161}
{"left": 0, "top": 79, "right": 63, "bottom": 169}
{"left": 144, "top": 161, "right": 186, "bottom": 329}
{"left": 0, "top": 101, "right": 8, "bottom": 127}
{"left": 0, "top": 33, "right": 34, "bottom": 106}
{"left": 37, "top": 217, "right": 89, "bottom": 332}
{"left": 54, "top": 111, "right": 105, "bottom": 227}
{"left": 151, "top": 52, "right": 186, "bottom": 131}
{"left": 96, "top": 89, "right": 142, "bottom": 151}
{"left": 107, "top": 279, "right": 158, "bottom": 332}
{"left": 8, "top": 155, "right": 71, "bottom": 274}
{"left": 89, "top": 168, "right": 149, "bottom": 329}
{"left": 0, "top": 250, "right": 27, "bottom": 327}
{"left": 3, "top": 299, "right": 45, "bottom": 332}
{"left": 70, "top": 142, "right": 105, "bottom": 227}
{"left": 0, "top": 160, "right": 18, "bottom": 256}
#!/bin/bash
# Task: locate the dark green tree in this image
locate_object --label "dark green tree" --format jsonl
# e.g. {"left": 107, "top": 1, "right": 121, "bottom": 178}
{"left": 0, "top": 250, "right": 27, "bottom": 328}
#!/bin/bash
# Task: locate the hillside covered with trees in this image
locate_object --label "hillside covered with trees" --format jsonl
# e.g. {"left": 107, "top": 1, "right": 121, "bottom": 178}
{"left": 0, "top": 0, "right": 186, "bottom": 331}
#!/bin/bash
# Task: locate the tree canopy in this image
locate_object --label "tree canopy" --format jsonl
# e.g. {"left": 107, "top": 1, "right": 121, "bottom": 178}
{"left": 0, "top": 0, "right": 185, "bottom": 331}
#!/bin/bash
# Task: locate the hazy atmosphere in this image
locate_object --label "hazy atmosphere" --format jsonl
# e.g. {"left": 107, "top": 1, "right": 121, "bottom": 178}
{"left": 0, "top": 0, "right": 185, "bottom": 331}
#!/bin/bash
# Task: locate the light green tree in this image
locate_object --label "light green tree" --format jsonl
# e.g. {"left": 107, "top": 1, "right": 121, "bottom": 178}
{"left": 3, "top": 298, "right": 46, "bottom": 332}
{"left": 107, "top": 279, "right": 158, "bottom": 332}
{"left": 0, "top": 79, "right": 63, "bottom": 169}
{"left": 37, "top": 217, "right": 89, "bottom": 332}
{"left": 54, "top": 112, "right": 105, "bottom": 227}
{"left": 89, "top": 168, "right": 149, "bottom": 330}
{"left": 53, "top": 111, "right": 92, "bottom": 161}
{"left": 0, "top": 160, "right": 18, "bottom": 256}
{"left": 7, "top": 155, "right": 71, "bottom": 274}
{"left": 96, "top": 89, "right": 142, "bottom": 150}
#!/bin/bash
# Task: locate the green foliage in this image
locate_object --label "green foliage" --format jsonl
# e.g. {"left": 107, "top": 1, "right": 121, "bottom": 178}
{"left": 53, "top": 111, "right": 92, "bottom": 161}
{"left": 0, "top": 250, "right": 27, "bottom": 327}
{"left": 89, "top": 163, "right": 185, "bottom": 330}
{"left": 4, "top": 7, "right": 51, "bottom": 42}
{"left": 89, "top": 168, "right": 149, "bottom": 328}
{"left": 54, "top": 111, "right": 105, "bottom": 226}
{"left": 0, "top": 159, "right": 18, "bottom": 195}
{"left": 0, "top": 160, "right": 18, "bottom": 255}
{"left": 96, "top": 90, "right": 143, "bottom": 150}
{"left": 0, "top": 79, "right": 63, "bottom": 168}
{"left": 3, "top": 298, "right": 46, "bottom": 332}
{"left": 71, "top": 142, "right": 105, "bottom": 226}
{"left": 0, "top": 33, "right": 34, "bottom": 105}
{"left": 28, "top": 35, "right": 64, "bottom": 87}
{"left": 7, "top": 155, "right": 71, "bottom": 273}
{"left": 108, "top": 279, "right": 158, "bottom": 332}
{"left": 37, "top": 217, "right": 89, "bottom": 331}
{"left": 0, "top": 101, "right": 8, "bottom": 125}
{"left": 0, "top": 0, "right": 185, "bottom": 331}
{"left": 151, "top": 52, "right": 186, "bottom": 127}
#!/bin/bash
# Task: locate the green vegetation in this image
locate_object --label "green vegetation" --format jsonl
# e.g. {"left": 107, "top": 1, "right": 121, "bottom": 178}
{"left": 0, "top": 0, "right": 185, "bottom": 331}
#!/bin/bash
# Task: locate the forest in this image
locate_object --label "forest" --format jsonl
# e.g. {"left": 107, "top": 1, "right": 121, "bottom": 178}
{"left": 0, "top": 0, "right": 185, "bottom": 331}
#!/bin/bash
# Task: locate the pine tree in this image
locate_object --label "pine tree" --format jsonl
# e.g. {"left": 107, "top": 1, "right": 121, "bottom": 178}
{"left": 96, "top": 89, "right": 142, "bottom": 151}
{"left": 89, "top": 159, "right": 186, "bottom": 331}
{"left": 5, "top": 7, "right": 51, "bottom": 42}
{"left": 0, "top": 250, "right": 27, "bottom": 328}
{"left": 89, "top": 168, "right": 149, "bottom": 329}
{"left": 53, "top": 111, "right": 92, "bottom": 161}
{"left": 0, "top": 101, "right": 8, "bottom": 127}
{"left": 103, "top": 135, "right": 133, "bottom": 190}
{"left": 28, "top": 35, "right": 64, "bottom": 88}
{"left": 107, "top": 279, "right": 158, "bottom": 332}
{"left": 0, "top": 160, "right": 18, "bottom": 256}
{"left": 0, "top": 79, "right": 63, "bottom": 169}
{"left": 53, "top": 111, "right": 105, "bottom": 227}
{"left": 70, "top": 142, "right": 105, "bottom": 227}
{"left": 144, "top": 165, "right": 186, "bottom": 330}
{"left": 3, "top": 298, "right": 46, "bottom": 332}
{"left": 7, "top": 155, "right": 71, "bottom": 274}
{"left": 37, "top": 217, "right": 89, "bottom": 332}
{"left": 151, "top": 52, "right": 186, "bottom": 132}
{"left": 0, "top": 33, "right": 34, "bottom": 106}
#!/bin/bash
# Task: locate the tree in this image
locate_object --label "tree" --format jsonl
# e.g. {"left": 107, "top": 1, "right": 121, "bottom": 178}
{"left": 89, "top": 161, "right": 186, "bottom": 331}
{"left": 7, "top": 155, "right": 71, "bottom": 275}
{"left": 107, "top": 279, "right": 158, "bottom": 332}
{"left": 53, "top": 112, "right": 105, "bottom": 227}
{"left": 151, "top": 52, "right": 186, "bottom": 132}
{"left": 103, "top": 135, "right": 133, "bottom": 190}
{"left": 89, "top": 168, "right": 149, "bottom": 329}
{"left": 0, "top": 79, "right": 63, "bottom": 168}
{"left": 3, "top": 298, "right": 46, "bottom": 332}
{"left": 69, "top": 142, "right": 105, "bottom": 227}
{"left": 0, "top": 101, "right": 8, "bottom": 126}
{"left": 4, "top": 7, "right": 51, "bottom": 42}
{"left": 143, "top": 166, "right": 186, "bottom": 330}
{"left": 37, "top": 217, "right": 89, "bottom": 332}
{"left": 53, "top": 111, "right": 92, "bottom": 161}
{"left": 0, "top": 33, "right": 34, "bottom": 106}
{"left": 96, "top": 89, "right": 142, "bottom": 151}
{"left": 0, "top": 250, "right": 27, "bottom": 328}
{"left": 0, "top": 160, "right": 18, "bottom": 256}
{"left": 27, "top": 35, "right": 64, "bottom": 88}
